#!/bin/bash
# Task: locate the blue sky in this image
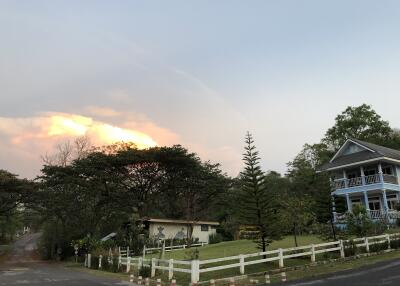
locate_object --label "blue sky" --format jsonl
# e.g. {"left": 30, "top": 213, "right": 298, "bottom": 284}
{"left": 2, "top": 1, "right": 400, "bottom": 178}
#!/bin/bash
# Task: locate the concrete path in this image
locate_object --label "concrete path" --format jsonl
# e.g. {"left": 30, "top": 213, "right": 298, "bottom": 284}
{"left": 283, "top": 258, "right": 400, "bottom": 286}
{"left": 0, "top": 233, "right": 129, "bottom": 286}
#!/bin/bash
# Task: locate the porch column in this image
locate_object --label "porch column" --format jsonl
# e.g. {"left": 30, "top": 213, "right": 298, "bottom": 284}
{"left": 363, "top": 191, "right": 370, "bottom": 211}
{"left": 331, "top": 195, "right": 337, "bottom": 223}
{"left": 378, "top": 163, "right": 384, "bottom": 183}
{"left": 343, "top": 170, "right": 348, "bottom": 188}
{"left": 346, "top": 193, "right": 352, "bottom": 212}
{"left": 382, "top": 189, "right": 389, "bottom": 211}
{"left": 360, "top": 166, "right": 366, "bottom": 185}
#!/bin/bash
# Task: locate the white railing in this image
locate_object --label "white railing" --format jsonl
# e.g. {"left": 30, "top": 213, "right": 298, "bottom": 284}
{"left": 335, "top": 210, "right": 400, "bottom": 221}
{"left": 333, "top": 174, "right": 399, "bottom": 190}
{"left": 109, "top": 233, "right": 400, "bottom": 283}
{"left": 144, "top": 242, "right": 208, "bottom": 255}
{"left": 365, "top": 174, "right": 381, "bottom": 184}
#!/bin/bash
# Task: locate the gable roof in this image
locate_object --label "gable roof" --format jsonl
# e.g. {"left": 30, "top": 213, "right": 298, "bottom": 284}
{"left": 142, "top": 217, "right": 220, "bottom": 226}
{"left": 318, "top": 138, "right": 400, "bottom": 172}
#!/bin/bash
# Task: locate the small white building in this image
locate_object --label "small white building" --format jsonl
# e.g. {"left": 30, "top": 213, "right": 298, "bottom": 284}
{"left": 142, "top": 218, "right": 219, "bottom": 243}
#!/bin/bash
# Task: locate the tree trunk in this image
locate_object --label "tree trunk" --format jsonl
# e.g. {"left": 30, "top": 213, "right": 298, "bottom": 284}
{"left": 330, "top": 216, "right": 337, "bottom": 241}
{"left": 293, "top": 223, "right": 298, "bottom": 247}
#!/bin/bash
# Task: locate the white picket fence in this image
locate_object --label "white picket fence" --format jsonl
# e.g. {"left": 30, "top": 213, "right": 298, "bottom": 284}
{"left": 143, "top": 242, "right": 208, "bottom": 255}
{"left": 100, "top": 233, "right": 400, "bottom": 284}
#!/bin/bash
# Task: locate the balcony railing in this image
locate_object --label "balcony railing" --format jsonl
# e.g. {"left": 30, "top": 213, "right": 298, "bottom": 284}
{"left": 333, "top": 174, "right": 398, "bottom": 190}
{"left": 334, "top": 210, "right": 400, "bottom": 222}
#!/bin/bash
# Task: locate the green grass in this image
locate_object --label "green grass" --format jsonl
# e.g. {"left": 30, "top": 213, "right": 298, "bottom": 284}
{"left": 248, "top": 249, "right": 400, "bottom": 284}
{"left": 0, "top": 245, "right": 11, "bottom": 263}
{"left": 145, "top": 235, "right": 324, "bottom": 260}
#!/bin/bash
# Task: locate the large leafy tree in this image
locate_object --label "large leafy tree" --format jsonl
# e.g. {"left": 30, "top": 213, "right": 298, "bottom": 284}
{"left": 0, "top": 170, "right": 34, "bottom": 241}
{"left": 238, "top": 132, "right": 281, "bottom": 252}
{"left": 323, "top": 104, "right": 400, "bottom": 151}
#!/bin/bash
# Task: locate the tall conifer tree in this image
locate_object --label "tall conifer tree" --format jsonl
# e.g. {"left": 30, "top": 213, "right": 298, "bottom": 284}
{"left": 239, "top": 132, "right": 280, "bottom": 252}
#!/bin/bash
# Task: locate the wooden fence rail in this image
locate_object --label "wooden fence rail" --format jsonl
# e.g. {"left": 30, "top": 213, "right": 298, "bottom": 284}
{"left": 90, "top": 233, "right": 400, "bottom": 284}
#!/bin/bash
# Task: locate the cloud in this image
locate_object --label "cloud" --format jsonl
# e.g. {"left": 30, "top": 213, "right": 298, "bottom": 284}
{"left": 0, "top": 111, "right": 178, "bottom": 178}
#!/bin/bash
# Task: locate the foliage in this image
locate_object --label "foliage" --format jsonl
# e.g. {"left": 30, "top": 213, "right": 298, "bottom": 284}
{"left": 238, "top": 132, "right": 281, "bottom": 252}
{"left": 33, "top": 143, "right": 229, "bottom": 259}
{"left": 0, "top": 170, "right": 35, "bottom": 242}
{"left": 323, "top": 104, "right": 400, "bottom": 151}
{"left": 345, "top": 205, "right": 374, "bottom": 237}
{"left": 208, "top": 233, "right": 223, "bottom": 244}
{"left": 184, "top": 247, "right": 200, "bottom": 260}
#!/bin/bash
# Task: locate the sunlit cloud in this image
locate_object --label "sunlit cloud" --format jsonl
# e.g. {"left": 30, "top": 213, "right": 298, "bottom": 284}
{"left": 0, "top": 111, "right": 178, "bottom": 178}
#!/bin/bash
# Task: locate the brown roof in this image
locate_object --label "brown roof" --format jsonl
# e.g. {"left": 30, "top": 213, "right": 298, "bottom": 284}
{"left": 142, "top": 217, "right": 219, "bottom": 226}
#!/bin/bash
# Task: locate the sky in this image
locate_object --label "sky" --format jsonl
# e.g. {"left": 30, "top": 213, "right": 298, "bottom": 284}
{"left": 2, "top": 1, "right": 400, "bottom": 179}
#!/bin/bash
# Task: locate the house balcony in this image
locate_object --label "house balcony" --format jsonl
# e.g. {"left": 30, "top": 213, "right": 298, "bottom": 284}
{"left": 332, "top": 174, "right": 400, "bottom": 195}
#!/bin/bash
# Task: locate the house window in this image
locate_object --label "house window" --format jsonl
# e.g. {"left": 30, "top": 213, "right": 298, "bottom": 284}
{"left": 364, "top": 167, "right": 377, "bottom": 176}
{"left": 387, "top": 194, "right": 398, "bottom": 210}
{"left": 368, "top": 197, "right": 381, "bottom": 210}
{"left": 201, "top": 225, "right": 209, "bottom": 232}
{"left": 382, "top": 166, "right": 393, "bottom": 175}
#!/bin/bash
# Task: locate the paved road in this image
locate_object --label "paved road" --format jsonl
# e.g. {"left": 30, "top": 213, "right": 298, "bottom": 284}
{"left": 283, "top": 258, "right": 400, "bottom": 286}
{"left": 0, "top": 233, "right": 129, "bottom": 286}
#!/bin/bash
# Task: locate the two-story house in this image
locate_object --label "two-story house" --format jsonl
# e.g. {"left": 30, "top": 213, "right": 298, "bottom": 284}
{"left": 319, "top": 138, "right": 400, "bottom": 223}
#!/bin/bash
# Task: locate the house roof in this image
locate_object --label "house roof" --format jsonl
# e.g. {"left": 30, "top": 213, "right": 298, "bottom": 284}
{"left": 318, "top": 138, "right": 400, "bottom": 172}
{"left": 141, "top": 217, "right": 220, "bottom": 226}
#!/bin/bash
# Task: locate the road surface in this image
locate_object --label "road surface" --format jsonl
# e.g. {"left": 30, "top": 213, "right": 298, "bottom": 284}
{"left": 0, "top": 233, "right": 129, "bottom": 286}
{"left": 283, "top": 258, "right": 400, "bottom": 286}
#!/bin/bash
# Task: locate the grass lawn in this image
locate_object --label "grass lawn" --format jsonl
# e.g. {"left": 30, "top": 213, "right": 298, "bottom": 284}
{"left": 248, "top": 249, "right": 400, "bottom": 284}
{"left": 0, "top": 245, "right": 11, "bottom": 263}
{"left": 145, "top": 235, "right": 324, "bottom": 260}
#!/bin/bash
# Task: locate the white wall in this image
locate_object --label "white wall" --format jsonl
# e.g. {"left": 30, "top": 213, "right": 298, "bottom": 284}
{"left": 148, "top": 222, "right": 217, "bottom": 243}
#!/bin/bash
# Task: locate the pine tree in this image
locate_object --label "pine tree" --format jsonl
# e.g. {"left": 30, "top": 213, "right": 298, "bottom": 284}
{"left": 239, "top": 132, "right": 280, "bottom": 252}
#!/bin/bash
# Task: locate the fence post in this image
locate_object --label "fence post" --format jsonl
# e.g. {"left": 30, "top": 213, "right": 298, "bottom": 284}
{"left": 265, "top": 274, "right": 270, "bottom": 284}
{"left": 127, "top": 257, "right": 131, "bottom": 273}
{"left": 99, "top": 255, "right": 102, "bottom": 269}
{"left": 281, "top": 272, "right": 287, "bottom": 282}
{"left": 239, "top": 254, "right": 245, "bottom": 274}
{"left": 365, "top": 237, "right": 370, "bottom": 253}
{"left": 339, "top": 240, "right": 345, "bottom": 258}
{"left": 387, "top": 234, "right": 391, "bottom": 249}
{"left": 87, "top": 254, "right": 91, "bottom": 268}
{"left": 311, "top": 244, "right": 316, "bottom": 263}
{"left": 168, "top": 259, "right": 174, "bottom": 280}
{"left": 118, "top": 252, "right": 122, "bottom": 269}
{"left": 278, "top": 248, "right": 284, "bottom": 268}
{"left": 143, "top": 245, "right": 146, "bottom": 258}
{"left": 138, "top": 257, "right": 143, "bottom": 270}
{"left": 151, "top": 258, "right": 156, "bottom": 277}
{"left": 191, "top": 260, "right": 200, "bottom": 284}
{"left": 127, "top": 246, "right": 130, "bottom": 258}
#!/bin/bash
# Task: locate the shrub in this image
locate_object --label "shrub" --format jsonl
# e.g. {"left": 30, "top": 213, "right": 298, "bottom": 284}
{"left": 209, "top": 233, "right": 223, "bottom": 244}
{"left": 369, "top": 242, "right": 388, "bottom": 253}
{"left": 345, "top": 205, "right": 374, "bottom": 237}
{"left": 139, "top": 266, "right": 151, "bottom": 278}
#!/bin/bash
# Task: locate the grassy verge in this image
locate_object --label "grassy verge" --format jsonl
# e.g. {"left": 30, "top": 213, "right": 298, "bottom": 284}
{"left": 63, "top": 261, "right": 130, "bottom": 281}
{"left": 145, "top": 236, "right": 324, "bottom": 260}
{"left": 249, "top": 249, "right": 400, "bottom": 284}
{"left": 0, "top": 245, "right": 11, "bottom": 262}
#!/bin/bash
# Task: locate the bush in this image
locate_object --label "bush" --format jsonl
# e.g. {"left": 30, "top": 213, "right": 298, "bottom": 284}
{"left": 343, "top": 240, "right": 356, "bottom": 257}
{"left": 369, "top": 242, "right": 388, "bottom": 253}
{"left": 139, "top": 266, "right": 151, "bottom": 278}
{"left": 209, "top": 233, "right": 223, "bottom": 244}
{"left": 345, "top": 205, "right": 374, "bottom": 237}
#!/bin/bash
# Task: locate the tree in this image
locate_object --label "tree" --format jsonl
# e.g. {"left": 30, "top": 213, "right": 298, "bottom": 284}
{"left": 281, "top": 195, "right": 315, "bottom": 247}
{"left": 238, "top": 132, "right": 281, "bottom": 252}
{"left": 0, "top": 170, "right": 33, "bottom": 242}
{"left": 323, "top": 104, "right": 396, "bottom": 151}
